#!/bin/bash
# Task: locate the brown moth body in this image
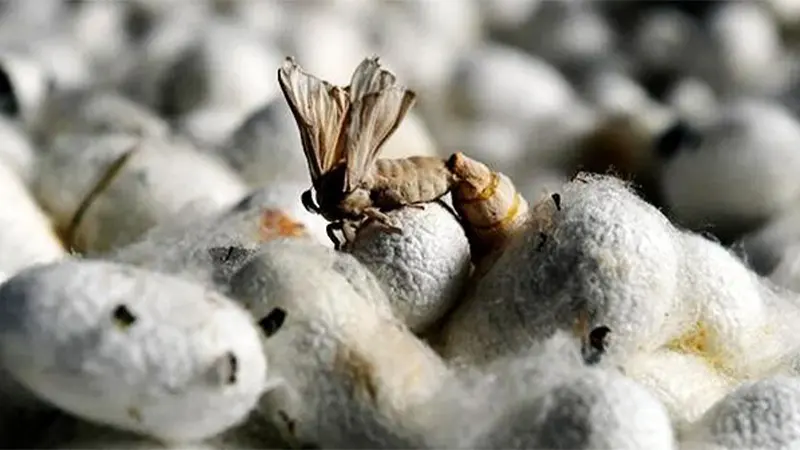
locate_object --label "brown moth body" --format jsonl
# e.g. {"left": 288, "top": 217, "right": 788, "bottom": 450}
{"left": 446, "top": 151, "right": 530, "bottom": 262}
{"left": 368, "top": 156, "right": 455, "bottom": 209}
{"left": 278, "top": 56, "right": 456, "bottom": 249}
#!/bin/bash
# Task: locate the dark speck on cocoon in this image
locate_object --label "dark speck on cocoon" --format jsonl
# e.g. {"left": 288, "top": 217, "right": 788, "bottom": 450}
{"left": 111, "top": 304, "right": 137, "bottom": 329}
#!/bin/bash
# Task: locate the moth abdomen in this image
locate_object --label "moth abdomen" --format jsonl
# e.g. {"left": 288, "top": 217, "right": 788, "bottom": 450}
{"left": 369, "top": 156, "right": 456, "bottom": 209}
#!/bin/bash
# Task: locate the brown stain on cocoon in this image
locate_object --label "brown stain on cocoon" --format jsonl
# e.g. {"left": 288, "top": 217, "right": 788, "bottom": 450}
{"left": 334, "top": 346, "right": 379, "bottom": 404}
{"left": 447, "top": 152, "right": 530, "bottom": 262}
{"left": 258, "top": 209, "right": 308, "bottom": 242}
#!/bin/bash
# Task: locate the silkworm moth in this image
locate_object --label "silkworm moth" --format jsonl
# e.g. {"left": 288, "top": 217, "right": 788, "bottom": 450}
{"left": 278, "top": 56, "right": 456, "bottom": 250}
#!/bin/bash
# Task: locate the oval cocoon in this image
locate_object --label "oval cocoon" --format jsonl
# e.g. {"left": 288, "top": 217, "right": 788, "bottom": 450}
{"left": 737, "top": 206, "right": 800, "bottom": 275}
{"left": 426, "top": 332, "right": 675, "bottom": 450}
{"left": 283, "top": 6, "right": 371, "bottom": 84}
{"left": 682, "top": 376, "right": 800, "bottom": 450}
{"left": 218, "top": 98, "right": 313, "bottom": 187}
{"left": 176, "top": 106, "right": 245, "bottom": 149}
{"left": 448, "top": 43, "right": 577, "bottom": 127}
{"left": 158, "top": 23, "right": 279, "bottom": 117}
{"left": 436, "top": 174, "right": 681, "bottom": 365}
{"left": 347, "top": 202, "right": 471, "bottom": 333}
{"left": 0, "top": 260, "right": 268, "bottom": 443}
{"left": 227, "top": 239, "right": 449, "bottom": 448}
{"left": 30, "top": 90, "right": 169, "bottom": 146}
{"left": 769, "top": 243, "right": 800, "bottom": 291}
{"left": 37, "top": 134, "right": 248, "bottom": 253}
{"left": 34, "top": 132, "right": 143, "bottom": 229}
{"left": 473, "top": 370, "right": 675, "bottom": 450}
{"left": 660, "top": 100, "right": 800, "bottom": 239}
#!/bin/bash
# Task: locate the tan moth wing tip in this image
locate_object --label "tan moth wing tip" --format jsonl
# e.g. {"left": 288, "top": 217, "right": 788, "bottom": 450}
{"left": 279, "top": 56, "right": 300, "bottom": 73}
{"left": 361, "top": 54, "right": 381, "bottom": 66}
{"left": 353, "top": 56, "right": 378, "bottom": 76}
{"left": 340, "top": 86, "right": 415, "bottom": 192}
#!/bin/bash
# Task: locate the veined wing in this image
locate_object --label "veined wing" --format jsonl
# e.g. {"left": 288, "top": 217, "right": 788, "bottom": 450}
{"left": 348, "top": 56, "right": 399, "bottom": 102}
{"left": 277, "top": 57, "right": 350, "bottom": 183}
{"left": 343, "top": 86, "right": 417, "bottom": 192}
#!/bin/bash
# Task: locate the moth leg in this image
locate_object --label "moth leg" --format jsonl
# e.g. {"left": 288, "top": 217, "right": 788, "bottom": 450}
{"left": 364, "top": 207, "right": 402, "bottom": 234}
{"left": 342, "top": 219, "right": 362, "bottom": 244}
{"left": 302, "top": 189, "right": 321, "bottom": 214}
{"left": 326, "top": 222, "right": 344, "bottom": 250}
{"left": 406, "top": 203, "right": 426, "bottom": 210}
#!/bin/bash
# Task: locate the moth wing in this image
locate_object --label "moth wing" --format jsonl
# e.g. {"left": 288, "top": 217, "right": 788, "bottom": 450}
{"left": 277, "top": 57, "right": 350, "bottom": 183}
{"left": 348, "top": 56, "right": 399, "bottom": 101}
{"left": 343, "top": 86, "right": 417, "bottom": 192}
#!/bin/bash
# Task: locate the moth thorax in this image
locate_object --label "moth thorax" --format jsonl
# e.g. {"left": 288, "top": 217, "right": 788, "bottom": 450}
{"left": 340, "top": 189, "right": 372, "bottom": 215}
